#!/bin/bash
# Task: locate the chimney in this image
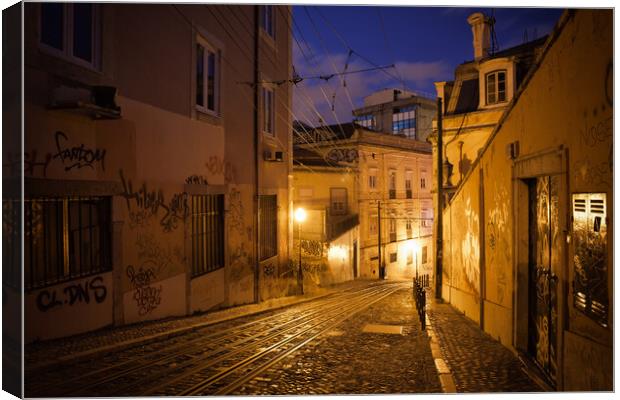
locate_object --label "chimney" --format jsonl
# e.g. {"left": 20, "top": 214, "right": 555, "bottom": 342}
{"left": 467, "top": 12, "right": 492, "bottom": 60}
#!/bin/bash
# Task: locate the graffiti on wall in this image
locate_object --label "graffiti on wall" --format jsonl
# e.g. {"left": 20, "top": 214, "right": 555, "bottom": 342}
{"left": 326, "top": 148, "right": 358, "bottom": 164}
{"left": 206, "top": 156, "right": 235, "bottom": 183}
{"left": 119, "top": 170, "right": 189, "bottom": 232}
{"left": 52, "top": 131, "right": 106, "bottom": 171}
{"left": 229, "top": 242, "right": 252, "bottom": 283}
{"left": 460, "top": 196, "right": 480, "bottom": 297}
{"left": 185, "top": 175, "right": 209, "bottom": 185}
{"left": 228, "top": 188, "right": 246, "bottom": 237}
{"left": 126, "top": 265, "right": 162, "bottom": 316}
{"left": 486, "top": 183, "right": 510, "bottom": 304}
{"left": 35, "top": 276, "right": 107, "bottom": 312}
{"left": 301, "top": 239, "right": 323, "bottom": 257}
{"left": 3, "top": 150, "right": 52, "bottom": 177}
{"left": 136, "top": 232, "right": 184, "bottom": 274}
{"left": 579, "top": 116, "right": 612, "bottom": 148}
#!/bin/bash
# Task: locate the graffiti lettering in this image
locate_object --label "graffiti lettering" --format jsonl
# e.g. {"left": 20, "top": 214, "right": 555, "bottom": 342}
{"left": 205, "top": 156, "right": 235, "bottom": 183}
{"left": 119, "top": 170, "right": 189, "bottom": 232}
{"left": 301, "top": 239, "right": 323, "bottom": 257}
{"left": 127, "top": 265, "right": 162, "bottom": 316}
{"left": 136, "top": 232, "right": 184, "bottom": 275}
{"left": 185, "top": 175, "right": 209, "bottom": 185}
{"left": 228, "top": 188, "right": 245, "bottom": 237}
{"left": 326, "top": 148, "right": 359, "bottom": 164}
{"left": 580, "top": 116, "right": 612, "bottom": 147}
{"left": 3, "top": 150, "right": 52, "bottom": 177}
{"left": 52, "top": 131, "right": 106, "bottom": 171}
{"left": 35, "top": 276, "right": 107, "bottom": 312}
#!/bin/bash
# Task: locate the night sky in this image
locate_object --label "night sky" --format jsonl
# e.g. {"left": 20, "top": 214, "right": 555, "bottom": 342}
{"left": 291, "top": 6, "right": 564, "bottom": 126}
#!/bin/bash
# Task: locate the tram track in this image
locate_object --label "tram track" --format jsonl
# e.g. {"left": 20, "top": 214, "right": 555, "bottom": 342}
{"left": 27, "top": 282, "right": 402, "bottom": 397}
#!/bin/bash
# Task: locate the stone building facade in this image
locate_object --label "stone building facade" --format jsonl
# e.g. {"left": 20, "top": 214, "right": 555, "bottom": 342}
{"left": 293, "top": 123, "right": 433, "bottom": 282}
{"left": 5, "top": 3, "right": 293, "bottom": 342}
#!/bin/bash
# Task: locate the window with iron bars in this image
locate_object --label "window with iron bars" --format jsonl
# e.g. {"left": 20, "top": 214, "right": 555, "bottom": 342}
{"left": 13, "top": 197, "right": 112, "bottom": 290}
{"left": 191, "top": 194, "right": 224, "bottom": 277}
{"left": 259, "top": 195, "right": 277, "bottom": 261}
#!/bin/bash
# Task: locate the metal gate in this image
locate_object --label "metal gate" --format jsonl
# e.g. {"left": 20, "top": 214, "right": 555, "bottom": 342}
{"left": 528, "top": 176, "right": 559, "bottom": 385}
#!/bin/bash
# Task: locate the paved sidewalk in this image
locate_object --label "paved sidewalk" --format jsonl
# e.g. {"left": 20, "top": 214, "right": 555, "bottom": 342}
{"left": 426, "top": 296, "right": 542, "bottom": 393}
{"left": 25, "top": 279, "right": 372, "bottom": 372}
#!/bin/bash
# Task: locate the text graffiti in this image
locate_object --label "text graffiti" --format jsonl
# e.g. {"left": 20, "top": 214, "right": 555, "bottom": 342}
{"left": 326, "top": 148, "right": 359, "bottom": 164}
{"left": 53, "top": 131, "right": 106, "bottom": 171}
{"left": 36, "top": 276, "right": 107, "bottom": 312}
{"left": 127, "top": 265, "right": 162, "bottom": 316}
{"left": 119, "top": 170, "right": 190, "bottom": 232}
{"left": 206, "top": 156, "right": 236, "bottom": 183}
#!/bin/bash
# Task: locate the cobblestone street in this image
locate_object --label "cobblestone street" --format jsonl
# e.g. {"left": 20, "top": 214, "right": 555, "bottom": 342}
{"left": 25, "top": 280, "right": 543, "bottom": 396}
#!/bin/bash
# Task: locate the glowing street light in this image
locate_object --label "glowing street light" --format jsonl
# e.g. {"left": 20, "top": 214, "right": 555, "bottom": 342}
{"left": 295, "top": 207, "right": 307, "bottom": 295}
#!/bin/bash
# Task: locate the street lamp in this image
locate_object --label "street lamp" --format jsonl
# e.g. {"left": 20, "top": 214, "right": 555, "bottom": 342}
{"left": 412, "top": 241, "right": 421, "bottom": 280}
{"left": 295, "top": 207, "right": 307, "bottom": 295}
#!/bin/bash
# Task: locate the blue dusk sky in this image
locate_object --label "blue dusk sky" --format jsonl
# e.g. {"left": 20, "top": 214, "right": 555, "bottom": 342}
{"left": 291, "top": 6, "right": 564, "bottom": 126}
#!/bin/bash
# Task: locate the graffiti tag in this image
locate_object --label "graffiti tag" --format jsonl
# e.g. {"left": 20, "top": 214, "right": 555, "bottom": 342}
{"left": 35, "top": 276, "right": 107, "bottom": 312}
{"left": 52, "top": 131, "right": 106, "bottom": 171}
{"left": 127, "top": 265, "right": 162, "bottom": 316}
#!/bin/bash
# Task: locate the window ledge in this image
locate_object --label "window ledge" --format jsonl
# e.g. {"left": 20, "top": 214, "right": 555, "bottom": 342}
{"left": 196, "top": 108, "right": 223, "bottom": 126}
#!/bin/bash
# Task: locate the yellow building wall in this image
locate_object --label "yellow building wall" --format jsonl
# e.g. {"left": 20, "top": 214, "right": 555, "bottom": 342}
{"left": 441, "top": 10, "right": 612, "bottom": 390}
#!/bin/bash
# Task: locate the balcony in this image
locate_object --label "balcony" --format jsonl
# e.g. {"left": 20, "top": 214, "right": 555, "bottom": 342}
{"left": 327, "top": 213, "right": 359, "bottom": 241}
{"left": 406, "top": 189, "right": 412, "bottom": 199}
{"left": 389, "top": 189, "right": 396, "bottom": 199}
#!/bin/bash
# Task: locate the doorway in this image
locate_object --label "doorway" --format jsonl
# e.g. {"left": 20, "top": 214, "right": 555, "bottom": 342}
{"left": 527, "top": 175, "right": 559, "bottom": 385}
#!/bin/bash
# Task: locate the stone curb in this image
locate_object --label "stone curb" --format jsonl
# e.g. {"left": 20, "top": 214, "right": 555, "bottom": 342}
{"left": 26, "top": 289, "right": 338, "bottom": 374}
{"left": 424, "top": 299, "right": 457, "bottom": 393}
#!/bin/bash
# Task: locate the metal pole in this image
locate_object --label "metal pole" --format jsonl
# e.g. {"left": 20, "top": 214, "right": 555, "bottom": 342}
{"left": 416, "top": 251, "right": 418, "bottom": 280}
{"left": 435, "top": 97, "right": 443, "bottom": 299}
{"left": 298, "top": 222, "right": 303, "bottom": 294}
{"left": 377, "top": 201, "right": 382, "bottom": 279}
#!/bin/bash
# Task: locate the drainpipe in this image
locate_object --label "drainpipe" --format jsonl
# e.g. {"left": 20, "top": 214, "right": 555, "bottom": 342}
{"left": 435, "top": 97, "right": 443, "bottom": 299}
{"left": 253, "top": 5, "right": 260, "bottom": 303}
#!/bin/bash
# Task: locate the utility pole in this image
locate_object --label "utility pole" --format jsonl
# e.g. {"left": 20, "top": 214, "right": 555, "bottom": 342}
{"left": 435, "top": 97, "right": 443, "bottom": 299}
{"left": 253, "top": 5, "right": 260, "bottom": 303}
{"left": 378, "top": 201, "right": 383, "bottom": 279}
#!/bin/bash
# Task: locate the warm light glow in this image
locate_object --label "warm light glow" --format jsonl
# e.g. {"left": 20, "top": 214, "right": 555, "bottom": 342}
{"left": 405, "top": 240, "right": 421, "bottom": 255}
{"left": 328, "top": 245, "right": 348, "bottom": 262}
{"left": 294, "top": 207, "right": 307, "bottom": 223}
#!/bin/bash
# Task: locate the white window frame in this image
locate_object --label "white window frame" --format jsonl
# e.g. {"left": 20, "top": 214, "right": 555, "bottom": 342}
{"left": 485, "top": 70, "right": 507, "bottom": 105}
{"left": 38, "top": 3, "right": 101, "bottom": 71}
{"left": 196, "top": 35, "right": 221, "bottom": 116}
{"left": 368, "top": 168, "right": 377, "bottom": 190}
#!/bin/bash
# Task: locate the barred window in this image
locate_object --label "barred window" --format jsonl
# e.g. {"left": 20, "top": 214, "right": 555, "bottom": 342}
{"left": 20, "top": 197, "right": 112, "bottom": 290}
{"left": 191, "top": 195, "right": 224, "bottom": 277}
{"left": 259, "top": 195, "right": 277, "bottom": 260}
{"left": 422, "top": 245, "right": 428, "bottom": 264}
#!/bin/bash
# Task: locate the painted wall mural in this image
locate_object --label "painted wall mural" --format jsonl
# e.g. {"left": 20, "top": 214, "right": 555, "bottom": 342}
{"left": 460, "top": 195, "right": 480, "bottom": 296}
{"left": 486, "top": 181, "right": 510, "bottom": 305}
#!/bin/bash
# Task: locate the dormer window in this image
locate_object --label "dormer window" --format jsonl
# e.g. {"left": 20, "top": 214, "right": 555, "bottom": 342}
{"left": 486, "top": 70, "right": 506, "bottom": 104}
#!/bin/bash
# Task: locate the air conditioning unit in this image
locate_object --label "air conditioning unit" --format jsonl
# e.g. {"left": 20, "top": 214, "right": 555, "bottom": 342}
{"left": 264, "top": 149, "right": 284, "bottom": 162}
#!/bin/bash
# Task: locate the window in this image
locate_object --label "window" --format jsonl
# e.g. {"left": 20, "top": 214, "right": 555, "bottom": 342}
{"left": 330, "top": 188, "right": 347, "bottom": 216}
{"left": 355, "top": 113, "right": 375, "bottom": 130}
{"left": 389, "top": 252, "right": 397, "bottom": 263}
{"left": 369, "top": 217, "right": 378, "bottom": 236}
{"left": 21, "top": 197, "right": 112, "bottom": 290}
{"left": 191, "top": 195, "right": 225, "bottom": 277}
{"left": 368, "top": 169, "right": 377, "bottom": 190}
{"left": 196, "top": 36, "right": 220, "bottom": 114}
{"left": 486, "top": 70, "right": 507, "bottom": 105}
{"left": 422, "top": 246, "right": 428, "bottom": 264}
{"left": 259, "top": 195, "right": 278, "bottom": 261}
{"left": 392, "top": 105, "right": 416, "bottom": 138}
{"left": 260, "top": 5, "right": 275, "bottom": 38}
{"left": 389, "top": 218, "right": 396, "bottom": 242}
{"left": 406, "top": 219, "right": 412, "bottom": 238}
{"left": 421, "top": 177, "right": 426, "bottom": 189}
{"left": 262, "top": 86, "right": 275, "bottom": 134}
{"left": 39, "top": 3, "right": 100, "bottom": 69}
{"left": 389, "top": 171, "right": 396, "bottom": 199}
{"left": 405, "top": 171, "right": 412, "bottom": 199}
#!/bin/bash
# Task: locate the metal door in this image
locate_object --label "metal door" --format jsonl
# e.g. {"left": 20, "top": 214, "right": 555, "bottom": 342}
{"left": 528, "top": 176, "right": 559, "bottom": 384}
